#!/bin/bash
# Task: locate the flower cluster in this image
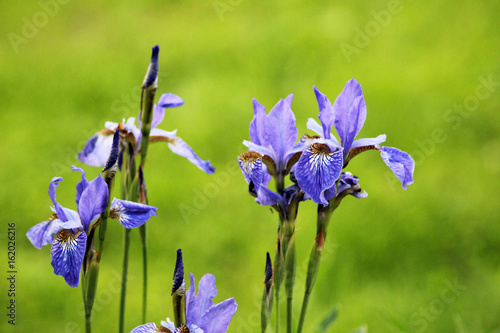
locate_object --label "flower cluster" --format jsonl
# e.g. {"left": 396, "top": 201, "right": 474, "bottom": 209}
{"left": 239, "top": 79, "right": 415, "bottom": 207}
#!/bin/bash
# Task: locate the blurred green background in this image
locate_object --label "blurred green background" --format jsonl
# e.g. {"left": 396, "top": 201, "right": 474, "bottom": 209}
{"left": 1, "top": 0, "right": 499, "bottom": 332}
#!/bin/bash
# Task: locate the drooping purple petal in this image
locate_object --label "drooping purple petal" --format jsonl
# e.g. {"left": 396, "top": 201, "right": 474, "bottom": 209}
{"left": 51, "top": 229, "right": 87, "bottom": 287}
{"left": 77, "top": 131, "right": 115, "bottom": 167}
{"left": 168, "top": 137, "right": 215, "bottom": 174}
{"left": 295, "top": 144, "right": 343, "bottom": 206}
{"left": 158, "top": 93, "right": 184, "bottom": 109}
{"left": 186, "top": 273, "right": 218, "bottom": 326}
{"left": 130, "top": 323, "right": 160, "bottom": 333}
{"left": 110, "top": 199, "right": 157, "bottom": 228}
{"left": 255, "top": 186, "right": 281, "bottom": 206}
{"left": 143, "top": 45, "right": 159, "bottom": 88}
{"left": 27, "top": 217, "right": 65, "bottom": 249}
{"left": 314, "top": 86, "right": 336, "bottom": 141}
{"left": 380, "top": 146, "right": 415, "bottom": 189}
{"left": 71, "top": 166, "right": 89, "bottom": 207}
{"left": 265, "top": 99, "right": 298, "bottom": 169}
{"left": 333, "top": 79, "right": 366, "bottom": 152}
{"left": 249, "top": 98, "right": 268, "bottom": 146}
{"left": 48, "top": 177, "right": 68, "bottom": 222}
{"left": 78, "top": 174, "right": 109, "bottom": 232}
{"left": 199, "top": 297, "right": 238, "bottom": 333}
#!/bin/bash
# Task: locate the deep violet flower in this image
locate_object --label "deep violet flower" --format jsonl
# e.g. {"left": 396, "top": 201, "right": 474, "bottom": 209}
{"left": 26, "top": 168, "right": 157, "bottom": 287}
{"left": 294, "top": 79, "right": 415, "bottom": 205}
{"left": 77, "top": 93, "right": 214, "bottom": 174}
{"left": 131, "top": 250, "right": 237, "bottom": 333}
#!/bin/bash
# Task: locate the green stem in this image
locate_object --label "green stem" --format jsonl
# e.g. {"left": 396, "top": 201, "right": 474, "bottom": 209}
{"left": 139, "top": 224, "right": 148, "bottom": 323}
{"left": 119, "top": 228, "right": 131, "bottom": 333}
{"left": 297, "top": 206, "right": 331, "bottom": 333}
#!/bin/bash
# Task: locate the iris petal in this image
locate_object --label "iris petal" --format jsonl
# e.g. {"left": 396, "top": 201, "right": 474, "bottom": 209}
{"left": 130, "top": 323, "right": 161, "bottom": 333}
{"left": 158, "top": 93, "right": 184, "bottom": 109}
{"left": 51, "top": 229, "right": 87, "bottom": 287}
{"left": 77, "top": 131, "right": 114, "bottom": 167}
{"left": 71, "top": 166, "right": 89, "bottom": 207}
{"left": 48, "top": 177, "right": 68, "bottom": 222}
{"left": 333, "top": 79, "right": 366, "bottom": 153}
{"left": 186, "top": 273, "right": 218, "bottom": 326}
{"left": 314, "top": 86, "right": 335, "bottom": 141}
{"left": 27, "top": 217, "right": 65, "bottom": 249}
{"left": 168, "top": 137, "right": 215, "bottom": 174}
{"left": 249, "top": 98, "right": 268, "bottom": 146}
{"left": 265, "top": 99, "right": 298, "bottom": 170}
{"left": 199, "top": 297, "right": 238, "bottom": 333}
{"left": 110, "top": 199, "right": 157, "bottom": 228}
{"left": 380, "top": 146, "right": 415, "bottom": 189}
{"left": 78, "top": 175, "right": 109, "bottom": 232}
{"left": 295, "top": 144, "right": 343, "bottom": 206}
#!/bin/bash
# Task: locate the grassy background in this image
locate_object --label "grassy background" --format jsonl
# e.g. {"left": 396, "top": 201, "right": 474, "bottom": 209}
{"left": 1, "top": 0, "right": 499, "bottom": 332}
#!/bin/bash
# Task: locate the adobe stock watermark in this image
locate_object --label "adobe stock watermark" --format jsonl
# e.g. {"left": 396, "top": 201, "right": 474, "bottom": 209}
{"left": 213, "top": 0, "right": 243, "bottom": 21}
{"left": 384, "top": 74, "right": 499, "bottom": 191}
{"left": 179, "top": 159, "right": 241, "bottom": 223}
{"left": 7, "top": 0, "right": 71, "bottom": 54}
{"left": 232, "top": 241, "right": 339, "bottom": 332}
{"left": 340, "top": 0, "right": 406, "bottom": 63}
{"left": 408, "top": 278, "right": 467, "bottom": 332}
{"left": 64, "top": 270, "right": 136, "bottom": 333}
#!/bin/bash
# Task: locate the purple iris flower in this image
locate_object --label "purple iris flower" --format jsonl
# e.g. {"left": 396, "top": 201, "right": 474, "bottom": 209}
{"left": 294, "top": 79, "right": 415, "bottom": 205}
{"left": 131, "top": 252, "right": 237, "bottom": 333}
{"left": 26, "top": 167, "right": 158, "bottom": 287}
{"left": 238, "top": 96, "right": 298, "bottom": 206}
{"left": 77, "top": 93, "right": 214, "bottom": 174}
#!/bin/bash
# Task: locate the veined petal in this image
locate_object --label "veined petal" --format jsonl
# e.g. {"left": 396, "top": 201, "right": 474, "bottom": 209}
{"left": 265, "top": 99, "right": 298, "bottom": 169}
{"left": 295, "top": 144, "right": 343, "bottom": 206}
{"left": 48, "top": 177, "right": 68, "bottom": 222}
{"left": 27, "top": 216, "right": 65, "bottom": 249}
{"left": 380, "top": 146, "right": 415, "bottom": 189}
{"left": 199, "top": 298, "right": 238, "bottom": 333}
{"left": 78, "top": 130, "right": 115, "bottom": 167}
{"left": 186, "top": 273, "right": 218, "bottom": 326}
{"left": 306, "top": 118, "right": 340, "bottom": 146}
{"left": 314, "top": 86, "right": 335, "bottom": 140}
{"left": 158, "top": 93, "right": 184, "bottom": 109}
{"left": 71, "top": 166, "right": 89, "bottom": 207}
{"left": 78, "top": 174, "right": 109, "bottom": 232}
{"left": 249, "top": 98, "right": 268, "bottom": 146}
{"left": 110, "top": 199, "right": 158, "bottom": 228}
{"left": 238, "top": 152, "right": 264, "bottom": 187}
{"left": 168, "top": 137, "right": 215, "bottom": 174}
{"left": 51, "top": 229, "right": 86, "bottom": 287}
{"left": 130, "top": 323, "right": 165, "bottom": 333}
{"left": 333, "top": 79, "right": 366, "bottom": 151}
